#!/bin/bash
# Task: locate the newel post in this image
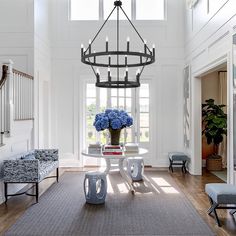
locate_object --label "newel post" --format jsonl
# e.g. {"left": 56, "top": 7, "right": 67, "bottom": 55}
{"left": 3, "top": 60, "right": 14, "bottom": 137}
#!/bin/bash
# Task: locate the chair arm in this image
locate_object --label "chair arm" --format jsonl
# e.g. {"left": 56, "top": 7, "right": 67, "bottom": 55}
{"left": 3, "top": 159, "right": 40, "bottom": 183}
{"left": 34, "top": 149, "right": 59, "bottom": 161}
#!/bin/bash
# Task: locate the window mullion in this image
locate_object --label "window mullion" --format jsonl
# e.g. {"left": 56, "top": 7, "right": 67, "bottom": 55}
{"left": 100, "top": 0, "right": 104, "bottom": 20}
{"left": 132, "top": 0, "right": 136, "bottom": 20}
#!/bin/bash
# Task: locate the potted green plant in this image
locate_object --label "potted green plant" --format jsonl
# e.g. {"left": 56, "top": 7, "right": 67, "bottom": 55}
{"left": 202, "top": 99, "right": 227, "bottom": 170}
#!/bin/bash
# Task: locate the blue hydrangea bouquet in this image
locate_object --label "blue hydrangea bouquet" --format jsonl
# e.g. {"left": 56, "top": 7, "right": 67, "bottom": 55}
{"left": 93, "top": 109, "right": 133, "bottom": 145}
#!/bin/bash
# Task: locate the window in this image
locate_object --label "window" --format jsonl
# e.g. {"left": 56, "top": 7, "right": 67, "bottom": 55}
{"left": 84, "top": 83, "right": 150, "bottom": 146}
{"left": 70, "top": 0, "right": 165, "bottom": 21}
{"left": 70, "top": 0, "right": 99, "bottom": 20}
{"left": 104, "top": 0, "right": 131, "bottom": 20}
{"left": 136, "top": 0, "right": 165, "bottom": 20}
{"left": 139, "top": 84, "right": 150, "bottom": 142}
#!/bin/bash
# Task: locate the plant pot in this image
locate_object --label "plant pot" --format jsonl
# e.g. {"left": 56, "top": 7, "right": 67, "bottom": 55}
{"left": 206, "top": 155, "right": 222, "bottom": 171}
{"left": 109, "top": 128, "right": 121, "bottom": 145}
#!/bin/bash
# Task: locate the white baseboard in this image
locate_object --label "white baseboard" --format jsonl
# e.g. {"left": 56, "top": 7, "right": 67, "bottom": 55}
{"left": 59, "top": 159, "right": 82, "bottom": 168}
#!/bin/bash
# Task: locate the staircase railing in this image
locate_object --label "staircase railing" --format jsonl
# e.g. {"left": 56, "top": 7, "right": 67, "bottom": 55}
{"left": 13, "top": 68, "right": 34, "bottom": 120}
{"left": 0, "top": 61, "right": 34, "bottom": 146}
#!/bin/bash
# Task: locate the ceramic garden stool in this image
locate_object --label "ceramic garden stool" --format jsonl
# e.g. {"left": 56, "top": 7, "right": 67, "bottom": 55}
{"left": 168, "top": 152, "right": 188, "bottom": 173}
{"left": 83, "top": 171, "right": 107, "bottom": 204}
{"left": 205, "top": 183, "right": 236, "bottom": 227}
{"left": 127, "top": 157, "right": 144, "bottom": 181}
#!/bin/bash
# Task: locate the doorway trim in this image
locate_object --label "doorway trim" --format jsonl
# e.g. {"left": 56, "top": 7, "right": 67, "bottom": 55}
{"left": 191, "top": 53, "right": 233, "bottom": 183}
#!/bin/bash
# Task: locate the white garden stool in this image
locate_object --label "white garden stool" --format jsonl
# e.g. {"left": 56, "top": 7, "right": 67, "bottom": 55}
{"left": 127, "top": 157, "right": 144, "bottom": 181}
{"left": 84, "top": 172, "right": 107, "bottom": 204}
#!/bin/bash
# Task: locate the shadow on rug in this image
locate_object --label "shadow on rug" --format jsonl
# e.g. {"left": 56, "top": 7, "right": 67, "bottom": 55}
{"left": 4, "top": 171, "right": 215, "bottom": 236}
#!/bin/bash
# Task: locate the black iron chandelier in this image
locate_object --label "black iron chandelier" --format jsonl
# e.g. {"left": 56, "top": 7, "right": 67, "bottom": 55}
{"left": 81, "top": 0, "right": 155, "bottom": 88}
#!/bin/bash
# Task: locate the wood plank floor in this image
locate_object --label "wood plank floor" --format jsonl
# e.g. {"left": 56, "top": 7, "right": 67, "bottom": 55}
{"left": 170, "top": 168, "right": 236, "bottom": 236}
{"left": 0, "top": 167, "right": 235, "bottom": 236}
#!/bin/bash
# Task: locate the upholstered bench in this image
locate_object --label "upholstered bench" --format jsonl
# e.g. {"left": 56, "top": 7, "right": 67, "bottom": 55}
{"left": 3, "top": 149, "right": 59, "bottom": 203}
{"left": 168, "top": 152, "right": 188, "bottom": 173}
{"left": 205, "top": 183, "right": 236, "bottom": 226}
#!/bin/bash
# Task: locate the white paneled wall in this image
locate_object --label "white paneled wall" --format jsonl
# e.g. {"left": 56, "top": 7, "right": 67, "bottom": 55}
{"left": 51, "top": 0, "right": 185, "bottom": 167}
{"left": 34, "top": 0, "right": 52, "bottom": 149}
{"left": 184, "top": 0, "right": 236, "bottom": 181}
{"left": 0, "top": 0, "right": 34, "bottom": 204}
{"left": 0, "top": 0, "right": 52, "bottom": 204}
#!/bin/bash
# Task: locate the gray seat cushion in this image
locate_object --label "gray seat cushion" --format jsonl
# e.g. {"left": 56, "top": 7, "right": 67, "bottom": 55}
{"left": 168, "top": 152, "right": 188, "bottom": 161}
{"left": 205, "top": 183, "right": 236, "bottom": 204}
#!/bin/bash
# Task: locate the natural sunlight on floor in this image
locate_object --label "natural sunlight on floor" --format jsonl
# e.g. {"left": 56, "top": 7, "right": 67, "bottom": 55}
{"left": 106, "top": 173, "right": 179, "bottom": 194}
{"left": 151, "top": 177, "right": 180, "bottom": 194}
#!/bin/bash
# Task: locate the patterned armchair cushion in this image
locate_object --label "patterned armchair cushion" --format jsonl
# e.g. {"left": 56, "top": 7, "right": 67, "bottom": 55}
{"left": 34, "top": 149, "right": 59, "bottom": 161}
{"left": 21, "top": 155, "right": 36, "bottom": 160}
{"left": 3, "top": 149, "right": 59, "bottom": 183}
{"left": 3, "top": 159, "right": 40, "bottom": 183}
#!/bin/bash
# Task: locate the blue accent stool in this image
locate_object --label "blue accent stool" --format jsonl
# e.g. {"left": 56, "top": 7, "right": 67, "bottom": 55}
{"left": 168, "top": 152, "right": 189, "bottom": 173}
{"left": 84, "top": 172, "right": 107, "bottom": 204}
{"left": 127, "top": 157, "right": 144, "bottom": 181}
{"left": 205, "top": 183, "right": 236, "bottom": 227}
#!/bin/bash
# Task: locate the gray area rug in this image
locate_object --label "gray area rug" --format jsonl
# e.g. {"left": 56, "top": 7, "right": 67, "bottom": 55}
{"left": 4, "top": 171, "right": 214, "bottom": 236}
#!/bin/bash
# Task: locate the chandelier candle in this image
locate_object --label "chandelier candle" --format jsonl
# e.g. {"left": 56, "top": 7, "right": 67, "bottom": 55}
{"left": 88, "top": 39, "right": 91, "bottom": 54}
{"left": 106, "top": 36, "right": 109, "bottom": 52}
{"left": 152, "top": 44, "right": 155, "bottom": 58}
{"left": 127, "top": 37, "right": 130, "bottom": 52}
{"left": 81, "top": 0, "right": 155, "bottom": 88}
{"left": 81, "top": 44, "right": 84, "bottom": 57}
{"left": 108, "top": 67, "right": 111, "bottom": 82}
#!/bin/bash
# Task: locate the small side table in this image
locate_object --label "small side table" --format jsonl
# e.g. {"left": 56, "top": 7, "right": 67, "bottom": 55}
{"left": 168, "top": 152, "right": 188, "bottom": 173}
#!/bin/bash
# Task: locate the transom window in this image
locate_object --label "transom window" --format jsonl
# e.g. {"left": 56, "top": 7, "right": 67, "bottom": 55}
{"left": 70, "top": 0, "right": 165, "bottom": 21}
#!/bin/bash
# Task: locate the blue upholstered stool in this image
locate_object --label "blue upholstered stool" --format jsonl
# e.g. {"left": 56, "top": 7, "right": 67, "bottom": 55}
{"left": 127, "top": 157, "right": 144, "bottom": 181}
{"left": 205, "top": 183, "right": 236, "bottom": 227}
{"left": 84, "top": 172, "right": 107, "bottom": 204}
{"left": 168, "top": 152, "right": 188, "bottom": 173}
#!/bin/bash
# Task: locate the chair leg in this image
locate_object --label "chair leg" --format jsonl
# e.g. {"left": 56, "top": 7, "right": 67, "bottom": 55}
{"left": 169, "top": 159, "right": 173, "bottom": 173}
{"left": 56, "top": 168, "right": 59, "bottom": 182}
{"left": 207, "top": 197, "right": 221, "bottom": 227}
{"left": 35, "top": 183, "right": 39, "bottom": 203}
{"left": 207, "top": 202, "right": 217, "bottom": 215}
{"left": 207, "top": 196, "right": 214, "bottom": 214}
{"left": 213, "top": 205, "right": 221, "bottom": 227}
{"left": 4, "top": 183, "right": 8, "bottom": 203}
{"left": 182, "top": 161, "right": 187, "bottom": 173}
{"left": 230, "top": 210, "right": 236, "bottom": 215}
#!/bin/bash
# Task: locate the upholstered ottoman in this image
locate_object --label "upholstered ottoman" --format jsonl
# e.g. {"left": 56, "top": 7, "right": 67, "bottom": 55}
{"left": 127, "top": 157, "right": 144, "bottom": 181}
{"left": 84, "top": 172, "right": 107, "bottom": 204}
{"left": 168, "top": 152, "right": 188, "bottom": 173}
{"left": 205, "top": 183, "right": 236, "bottom": 226}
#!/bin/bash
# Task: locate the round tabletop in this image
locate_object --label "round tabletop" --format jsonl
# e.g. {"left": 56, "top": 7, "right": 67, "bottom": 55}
{"left": 81, "top": 148, "right": 148, "bottom": 159}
